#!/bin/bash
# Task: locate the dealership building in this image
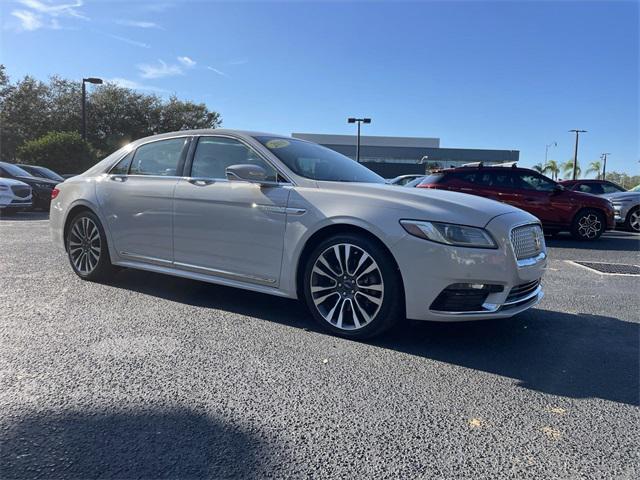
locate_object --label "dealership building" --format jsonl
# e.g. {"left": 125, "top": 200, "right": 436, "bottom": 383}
{"left": 291, "top": 133, "right": 519, "bottom": 178}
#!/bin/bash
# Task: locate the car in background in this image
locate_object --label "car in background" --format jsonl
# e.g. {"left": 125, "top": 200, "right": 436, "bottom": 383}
{"left": 0, "top": 178, "right": 32, "bottom": 214}
{"left": 17, "top": 164, "right": 65, "bottom": 183}
{"left": 602, "top": 191, "right": 640, "bottom": 232}
{"left": 414, "top": 165, "right": 615, "bottom": 240}
{"left": 630, "top": 185, "right": 640, "bottom": 192}
{"left": 403, "top": 176, "right": 426, "bottom": 188}
{"left": 0, "top": 161, "right": 59, "bottom": 211}
{"left": 559, "top": 179, "right": 625, "bottom": 195}
{"left": 387, "top": 174, "right": 425, "bottom": 186}
{"left": 50, "top": 129, "right": 546, "bottom": 339}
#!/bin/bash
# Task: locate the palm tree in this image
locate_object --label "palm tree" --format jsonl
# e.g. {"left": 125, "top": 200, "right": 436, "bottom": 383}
{"left": 532, "top": 163, "right": 545, "bottom": 173}
{"left": 561, "top": 160, "right": 581, "bottom": 179}
{"left": 586, "top": 160, "right": 602, "bottom": 179}
{"left": 544, "top": 160, "right": 560, "bottom": 181}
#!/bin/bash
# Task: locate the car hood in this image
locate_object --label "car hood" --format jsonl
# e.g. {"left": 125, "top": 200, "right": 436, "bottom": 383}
{"left": 602, "top": 191, "right": 640, "bottom": 202}
{"left": 0, "top": 178, "right": 31, "bottom": 187}
{"left": 319, "top": 182, "right": 529, "bottom": 227}
{"left": 16, "top": 176, "right": 58, "bottom": 187}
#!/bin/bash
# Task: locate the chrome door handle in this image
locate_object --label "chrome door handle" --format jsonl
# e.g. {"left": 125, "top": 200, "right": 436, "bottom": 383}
{"left": 188, "top": 178, "right": 214, "bottom": 186}
{"left": 110, "top": 175, "right": 127, "bottom": 182}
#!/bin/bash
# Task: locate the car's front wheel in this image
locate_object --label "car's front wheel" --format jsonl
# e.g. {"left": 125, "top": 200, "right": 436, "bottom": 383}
{"left": 624, "top": 207, "right": 640, "bottom": 233}
{"left": 66, "top": 211, "right": 114, "bottom": 281}
{"left": 570, "top": 209, "right": 605, "bottom": 241}
{"left": 302, "top": 233, "right": 402, "bottom": 339}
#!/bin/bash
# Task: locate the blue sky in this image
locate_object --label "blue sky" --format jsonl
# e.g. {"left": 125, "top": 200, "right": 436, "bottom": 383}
{"left": 1, "top": 0, "right": 638, "bottom": 175}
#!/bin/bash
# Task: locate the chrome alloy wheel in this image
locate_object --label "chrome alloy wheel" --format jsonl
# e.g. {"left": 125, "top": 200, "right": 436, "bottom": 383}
{"left": 310, "top": 243, "right": 384, "bottom": 330}
{"left": 69, "top": 217, "right": 101, "bottom": 275}
{"left": 577, "top": 213, "right": 602, "bottom": 239}
{"left": 630, "top": 210, "right": 640, "bottom": 232}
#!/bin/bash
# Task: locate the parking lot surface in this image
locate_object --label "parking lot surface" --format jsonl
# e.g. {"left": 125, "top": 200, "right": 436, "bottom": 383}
{"left": 1, "top": 213, "right": 639, "bottom": 479}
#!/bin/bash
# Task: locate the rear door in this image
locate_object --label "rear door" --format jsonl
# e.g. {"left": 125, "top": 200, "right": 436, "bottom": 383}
{"left": 474, "top": 170, "right": 522, "bottom": 206}
{"left": 95, "top": 137, "right": 190, "bottom": 265}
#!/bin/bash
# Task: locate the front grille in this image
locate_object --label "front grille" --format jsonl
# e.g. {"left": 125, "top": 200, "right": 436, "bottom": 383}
{"left": 11, "top": 185, "right": 30, "bottom": 198}
{"left": 506, "top": 279, "right": 540, "bottom": 303}
{"left": 510, "top": 224, "right": 545, "bottom": 260}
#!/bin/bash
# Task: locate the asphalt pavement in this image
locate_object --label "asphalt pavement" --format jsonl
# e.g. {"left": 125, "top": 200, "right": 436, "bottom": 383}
{"left": 1, "top": 213, "right": 638, "bottom": 479}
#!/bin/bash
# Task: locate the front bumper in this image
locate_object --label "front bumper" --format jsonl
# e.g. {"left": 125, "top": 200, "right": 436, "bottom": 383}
{"left": 394, "top": 212, "right": 546, "bottom": 322}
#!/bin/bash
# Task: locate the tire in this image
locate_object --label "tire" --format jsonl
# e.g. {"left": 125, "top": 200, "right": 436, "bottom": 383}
{"left": 570, "top": 209, "right": 605, "bottom": 241}
{"left": 623, "top": 207, "right": 640, "bottom": 233}
{"left": 302, "top": 233, "right": 403, "bottom": 339}
{"left": 66, "top": 210, "right": 114, "bottom": 281}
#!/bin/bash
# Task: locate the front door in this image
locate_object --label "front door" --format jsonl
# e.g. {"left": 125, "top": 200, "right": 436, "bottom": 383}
{"left": 95, "top": 137, "right": 189, "bottom": 264}
{"left": 172, "top": 136, "right": 290, "bottom": 286}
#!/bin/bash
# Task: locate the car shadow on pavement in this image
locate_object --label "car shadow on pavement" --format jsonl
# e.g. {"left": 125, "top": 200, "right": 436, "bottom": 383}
{"left": 0, "top": 211, "right": 49, "bottom": 221}
{"left": 110, "top": 269, "right": 639, "bottom": 407}
{"left": 545, "top": 230, "right": 640, "bottom": 252}
{"left": 0, "top": 408, "right": 274, "bottom": 479}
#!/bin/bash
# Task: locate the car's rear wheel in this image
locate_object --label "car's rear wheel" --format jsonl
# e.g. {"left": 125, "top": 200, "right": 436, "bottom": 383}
{"left": 302, "top": 233, "right": 402, "bottom": 339}
{"left": 624, "top": 207, "right": 640, "bottom": 233}
{"left": 570, "top": 209, "right": 605, "bottom": 241}
{"left": 66, "top": 211, "right": 114, "bottom": 281}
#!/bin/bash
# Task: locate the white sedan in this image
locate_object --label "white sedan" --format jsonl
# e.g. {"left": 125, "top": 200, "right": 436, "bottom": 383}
{"left": 50, "top": 130, "right": 546, "bottom": 338}
{"left": 0, "top": 178, "right": 32, "bottom": 213}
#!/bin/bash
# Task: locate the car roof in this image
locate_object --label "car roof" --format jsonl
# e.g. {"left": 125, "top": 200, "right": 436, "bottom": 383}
{"left": 434, "top": 165, "right": 536, "bottom": 174}
{"left": 130, "top": 129, "right": 289, "bottom": 145}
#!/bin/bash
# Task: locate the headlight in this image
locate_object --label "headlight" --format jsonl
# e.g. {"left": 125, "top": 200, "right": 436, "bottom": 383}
{"left": 400, "top": 220, "right": 497, "bottom": 248}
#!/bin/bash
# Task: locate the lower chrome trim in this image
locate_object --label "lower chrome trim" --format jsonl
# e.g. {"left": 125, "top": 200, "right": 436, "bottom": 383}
{"left": 430, "top": 285, "right": 543, "bottom": 316}
{"left": 120, "top": 251, "right": 173, "bottom": 266}
{"left": 173, "top": 261, "right": 277, "bottom": 285}
{"left": 517, "top": 251, "right": 547, "bottom": 268}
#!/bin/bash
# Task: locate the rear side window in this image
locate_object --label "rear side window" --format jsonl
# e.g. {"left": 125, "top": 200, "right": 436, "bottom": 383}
{"left": 129, "top": 138, "right": 187, "bottom": 176}
{"left": 518, "top": 173, "right": 556, "bottom": 192}
{"left": 477, "top": 171, "right": 516, "bottom": 189}
{"left": 577, "top": 183, "right": 603, "bottom": 195}
{"left": 109, "top": 152, "right": 134, "bottom": 175}
{"left": 602, "top": 183, "right": 624, "bottom": 194}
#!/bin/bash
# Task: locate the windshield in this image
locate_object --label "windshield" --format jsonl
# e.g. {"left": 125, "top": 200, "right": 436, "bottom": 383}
{"left": 35, "top": 166, "right": 64, "bottom": 181}
{"left": 254, "top": 136, "right": 385, "bottom": 183}
{"left": 0, "top": 162, "right": 32, "bottom": 177}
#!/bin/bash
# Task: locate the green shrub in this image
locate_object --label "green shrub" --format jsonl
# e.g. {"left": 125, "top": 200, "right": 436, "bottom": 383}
{"left": 17, "top": 131, "right": 97, "bottom": 174}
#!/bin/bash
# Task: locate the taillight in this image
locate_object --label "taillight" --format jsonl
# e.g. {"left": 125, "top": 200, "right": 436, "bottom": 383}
{"left": 51, "top": 188, "right": 60, "bottom": 199}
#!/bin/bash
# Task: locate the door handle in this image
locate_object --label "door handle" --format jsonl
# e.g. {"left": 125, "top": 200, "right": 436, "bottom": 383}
{"left": 188, "top": 178, "right": 214, "bottom": 186}
{"left": 110, "top": 175, "right": 127, "bottom": 182}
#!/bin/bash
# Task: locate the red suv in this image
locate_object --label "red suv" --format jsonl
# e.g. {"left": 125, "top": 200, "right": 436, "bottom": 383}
{"left": 415, "top": 166, "right": 615, "bottom": 240}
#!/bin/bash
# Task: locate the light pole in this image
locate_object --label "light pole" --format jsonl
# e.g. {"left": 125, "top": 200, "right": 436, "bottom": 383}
{"left": 601, "top": 152, "right": 611, "bottom": 180}
{"left": 545, "top": 141, "right": 557, "bottom": 167}
{"left": 569, "top": 129, "right": 587, "bottom": 180}
{"left": 82, "top": 77, "right": 103, "bottom": 140}
{"left": 347, "top": 117, "right": 371, "bottom": 163}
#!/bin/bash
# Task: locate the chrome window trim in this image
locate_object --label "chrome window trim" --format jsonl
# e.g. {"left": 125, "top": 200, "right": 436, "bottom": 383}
{"left": 191, "top": 134, "right": 296, "bottom": 186}
{"left": 106, "top": 135, "right": 193, "bottom": 175}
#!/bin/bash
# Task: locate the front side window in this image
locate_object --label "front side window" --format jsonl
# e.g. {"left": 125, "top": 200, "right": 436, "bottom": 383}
{"left": 110, "top": 151, "right": 135, "bottom": 175}
{"left": 191, "top": 137, "right": 278, "bottom": 181}
{"left": 602, "top": 182, "right": 624, "bottom": 194}
{"left": 518, "top": 173, "right": 556, "bottom": 192}
{"left": 254, "top": 136, "right": 385, "bottom": 183}
{"left": 129, "top": 138, "right": 187, "bottom": 176}
{"left": 577, "top": 183, "right": 603, "bottom": 195}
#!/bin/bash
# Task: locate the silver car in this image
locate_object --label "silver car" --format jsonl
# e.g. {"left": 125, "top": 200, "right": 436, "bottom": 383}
{"left": 50, "top": 130, "right": 546, "bottom": 339}
{"left": 603, "top": 191, "right": 640, "bottom": 233}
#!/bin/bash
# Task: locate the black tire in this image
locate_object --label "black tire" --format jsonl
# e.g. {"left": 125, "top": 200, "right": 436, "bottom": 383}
{"left": 66, "top": 210, "right": 114, "bottom": 281}
{"left": 302, "top": 233, "right": 403, "bottom": 339}
{"left": 570, "top": 208, "right": 605, "bottom": 241}
{"left": 623, "top": 207, "right": 640, "bottom": 233}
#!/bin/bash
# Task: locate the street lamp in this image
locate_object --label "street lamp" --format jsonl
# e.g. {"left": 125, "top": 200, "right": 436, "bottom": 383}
{"left": 82, "top": 77, "right": 103, "bottom": 140}
{"left": 347, "top": 117, "right": 371, "bottom": 163}
{"left": 569, "top": 129, "right": 587, "bottom": 180}
{"left": 601, "top": 152, "right": 611, "bottom": 180}
{"left": 544, "top": 141, "right": 557, "bottom": 167}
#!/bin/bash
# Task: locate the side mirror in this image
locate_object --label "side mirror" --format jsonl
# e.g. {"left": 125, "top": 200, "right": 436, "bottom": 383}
{"left": 226, "top": 164, "right": 276, "bottom": 186}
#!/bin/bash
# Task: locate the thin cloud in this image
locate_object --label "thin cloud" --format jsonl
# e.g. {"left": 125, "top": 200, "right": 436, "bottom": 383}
{"left": 12, "top": 0, "right": 88, "bottom": 31}
{"left": 207, "top": 66, "right": 230, "bottom": 78}
{"left": 227, "top": 58, "right": 248, "bottom": 66}
{"left": 108, "top": 77, "right": 168, "bottom": 93}
{"left": 109, "top": 34, "right": 151, "bottom": 49}
{"left": 138, "top": 60, "right": 183, "bottom": 79}
{"left": 116, "top": 19, "right": 161, "bottom": 29}
{"left": 11, "top": 10, "right": 43, "bottom": 31}
{"left": 177, "top": 56, "right": 196, "bottom": 68}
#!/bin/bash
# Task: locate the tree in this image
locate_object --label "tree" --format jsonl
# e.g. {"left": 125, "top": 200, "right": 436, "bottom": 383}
{"left": 561, "top": 160, "right": 581, "bottom": 179}
{"left": 605, "top": 171, "right": 640, "bottom": 189}
{"left": 586, "top": 160, "right": 602, "bottom": 179}
{"left": 543, "top": 160, "right": 560, "bottom": 181}
{"left": 532, "top": 163, "right": 545, "bottom": 173}
{"left": 17, "top": 131, "right": 96, "bottom": 174}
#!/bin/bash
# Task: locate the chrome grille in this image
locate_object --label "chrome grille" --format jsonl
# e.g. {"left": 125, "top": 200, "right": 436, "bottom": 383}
{"left": 510, "top": 224, "right": 545, "bottom": 260}
{"left": 11, "top": 185, "right": 31, "bottom": 198}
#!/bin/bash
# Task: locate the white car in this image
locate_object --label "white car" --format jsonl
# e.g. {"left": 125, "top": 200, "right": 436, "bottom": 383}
{"left": 50, "top": 130, "right": 546, "bottom": 339}
{"left": 0, "top": 178, "right": 32, "bottom": 213}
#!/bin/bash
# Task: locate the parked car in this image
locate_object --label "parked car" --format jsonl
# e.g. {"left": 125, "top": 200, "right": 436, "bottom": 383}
{"left": 415, "top": 165, "right": 615, "bottom": 240}
{"left": 50, "top": 130, "right": 546, "bottom": 339}
{"left": 603, "top": 191, "right": 640, "bottom": 232}
{"left": 404, "top": 176, "right": 426, "bottom": 188}
{"left": 0, "top": 161, "right": 59, "bottom": 211}
{"left": 559, "top": 179, "right": 625, "bottom": 195}
{"left": 17, "top": 164, "right": 65, "bottom": 182}
{"left": 387, "top": 174, "right": 425, "bottom": 186}
{"left": 0, "top": 178, "right": 32, "bottom": 214}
